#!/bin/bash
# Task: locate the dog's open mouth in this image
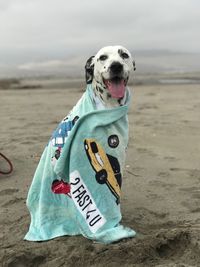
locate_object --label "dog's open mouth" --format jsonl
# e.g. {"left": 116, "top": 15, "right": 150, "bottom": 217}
{"left": 104, "top": 77, "right": 127, "bottom": 99}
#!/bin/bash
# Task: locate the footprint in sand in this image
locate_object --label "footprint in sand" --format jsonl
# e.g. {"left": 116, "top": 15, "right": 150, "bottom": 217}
{"left": 164, "top": 156, "right": 177, "bottom": 161}
{"left": 137, "top": 104, "right": 158, "bottom": 111}
{"left": 0, "top": 188, "right": 19, "bottom": 196}
{"left": 155, "top": 230, "right": 191, "bottom": 259}
{"left": 136, "top": 147, "right": 158, "bottom": 157}
{"left": 133, "top": 207, "right": 169, "bottom": 223}
{"left": 158, "top": 171, "right": 170, "bottom": 178}
{"left": 180, "top": 187, "right": 200, "bottom": 213}
{"left": 147, "top": 193, "right": 163, "bottom": 200}
{"left": 7, "top": 253, "right": 46, "bottom": 267}
{"left": 170, "top": 168, "right": 200, "bottom": 182}
{"left": 2, "top": 197, "right": 25, "bottom": 207}
{"left": 149, "top": 180, "right": 176, "bottom": 189}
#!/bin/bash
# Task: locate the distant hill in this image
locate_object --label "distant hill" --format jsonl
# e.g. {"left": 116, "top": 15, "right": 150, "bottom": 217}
{"left": 0, "top": 50, "right": 200, "bottom": 78}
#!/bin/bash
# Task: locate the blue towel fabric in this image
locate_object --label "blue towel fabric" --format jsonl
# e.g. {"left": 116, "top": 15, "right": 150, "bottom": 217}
{"left": 25, "top": 85, "right": 136, "bottom": 244}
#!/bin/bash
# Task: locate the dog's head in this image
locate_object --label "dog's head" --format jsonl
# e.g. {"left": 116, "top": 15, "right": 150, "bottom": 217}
{"left": 85, "top": 46, "right": 136, "bottom": 100}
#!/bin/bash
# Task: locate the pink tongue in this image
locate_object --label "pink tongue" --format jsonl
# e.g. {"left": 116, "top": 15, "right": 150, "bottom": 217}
{"left": 106, "top": 80, "right": 125, "bottom": 99}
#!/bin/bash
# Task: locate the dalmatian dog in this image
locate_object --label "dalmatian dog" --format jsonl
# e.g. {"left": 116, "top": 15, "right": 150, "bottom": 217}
{"left": 85, "top": 45, "right": 136, "bottom": 107}
{"left": 25, "top": 45, "right": 137, "bottom": 244}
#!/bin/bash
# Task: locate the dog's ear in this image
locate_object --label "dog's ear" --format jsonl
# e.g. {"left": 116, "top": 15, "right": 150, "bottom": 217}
{"left": 133, "top": 60, "right": 136, "bottom": 71}
{"left": 85, "top": 56, "right": 94, "bottom": 84}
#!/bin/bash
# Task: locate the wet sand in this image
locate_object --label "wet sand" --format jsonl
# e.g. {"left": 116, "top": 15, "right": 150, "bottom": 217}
{"left": 0, "top": 80, "right": 200, "bottom": 266}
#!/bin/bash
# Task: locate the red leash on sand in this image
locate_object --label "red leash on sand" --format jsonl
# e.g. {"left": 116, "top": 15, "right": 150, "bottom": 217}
{"left": 0, "top": 153, "right": 13, "bottom": 175}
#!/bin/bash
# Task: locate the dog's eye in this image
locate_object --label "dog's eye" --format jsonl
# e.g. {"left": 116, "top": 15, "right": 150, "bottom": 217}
{"left": 99, "top": 55, "right": 108, "bottom": 61}
{"left": 121, "top": 52, "right": 129, "bottom": 59}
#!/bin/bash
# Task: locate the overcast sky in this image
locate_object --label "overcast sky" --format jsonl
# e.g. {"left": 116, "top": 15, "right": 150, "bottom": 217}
{"left": 0, "top": 0, "right": 200, "bottom": 65}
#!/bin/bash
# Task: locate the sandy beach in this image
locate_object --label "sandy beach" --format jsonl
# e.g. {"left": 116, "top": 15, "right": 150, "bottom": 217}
{"left": 0, "top": 78, "right": 200, "bottom": 266}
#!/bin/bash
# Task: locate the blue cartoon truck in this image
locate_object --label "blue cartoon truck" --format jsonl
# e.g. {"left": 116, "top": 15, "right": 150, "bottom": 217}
{"left": 50, "top": 116, "right": 79, "bottom": 147}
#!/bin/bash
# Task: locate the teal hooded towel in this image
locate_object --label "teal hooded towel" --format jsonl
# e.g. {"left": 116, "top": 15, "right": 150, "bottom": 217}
{"left": 25, "top": 85, "right": 136, "bottom": 244}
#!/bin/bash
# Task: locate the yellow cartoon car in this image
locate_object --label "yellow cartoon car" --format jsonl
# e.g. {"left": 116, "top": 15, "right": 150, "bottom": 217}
{"left": 84, "top": 138, "right": 122, "bottom": 204}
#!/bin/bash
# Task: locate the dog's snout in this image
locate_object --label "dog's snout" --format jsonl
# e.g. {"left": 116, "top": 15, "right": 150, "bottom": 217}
{"left": 110, "top": 62, "right": 123, "bottom": 74}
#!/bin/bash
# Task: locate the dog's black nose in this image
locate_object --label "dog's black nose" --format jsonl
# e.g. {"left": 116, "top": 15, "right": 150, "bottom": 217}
{"left": 110, "top": 62, "right": 123, "bottom": 74}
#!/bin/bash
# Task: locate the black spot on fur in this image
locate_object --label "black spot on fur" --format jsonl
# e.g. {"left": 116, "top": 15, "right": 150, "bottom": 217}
{"left": 118, "top": 49, "right": 123, "bottom": 57}
{"left": 107, "top": 93, "right": 111, "bottom": 98}
{"left": 99, "top": 88, "right": 104, "bottom": 94}
{"left": 85, "top": 56, "right": 94, "bottom": 84}
{"left": 118, "top": 97, "right": 124, "bottom": 106}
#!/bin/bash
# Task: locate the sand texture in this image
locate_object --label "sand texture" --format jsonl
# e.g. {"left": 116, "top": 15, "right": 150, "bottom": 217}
{"left": 0, "top": 80, "right": 200, "bottom": 267}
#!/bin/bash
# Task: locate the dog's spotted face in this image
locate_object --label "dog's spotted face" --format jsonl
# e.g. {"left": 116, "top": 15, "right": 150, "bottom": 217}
{"left": 85, "top": 46, "right": 135, "bottom": 106}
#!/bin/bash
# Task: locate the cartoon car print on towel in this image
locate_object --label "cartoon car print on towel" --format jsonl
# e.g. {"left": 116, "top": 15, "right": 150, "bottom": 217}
{"left": 50, "top": 116, "right": 79, "bottom": 147}
{"left": 84, "top": 139, "right": 122, "bottom": 204}
{"left": 51, "top": 147, "right": 62, "bottom": 166}
{"left": 108, "top": 135, "right": 119, "bottom": 148}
